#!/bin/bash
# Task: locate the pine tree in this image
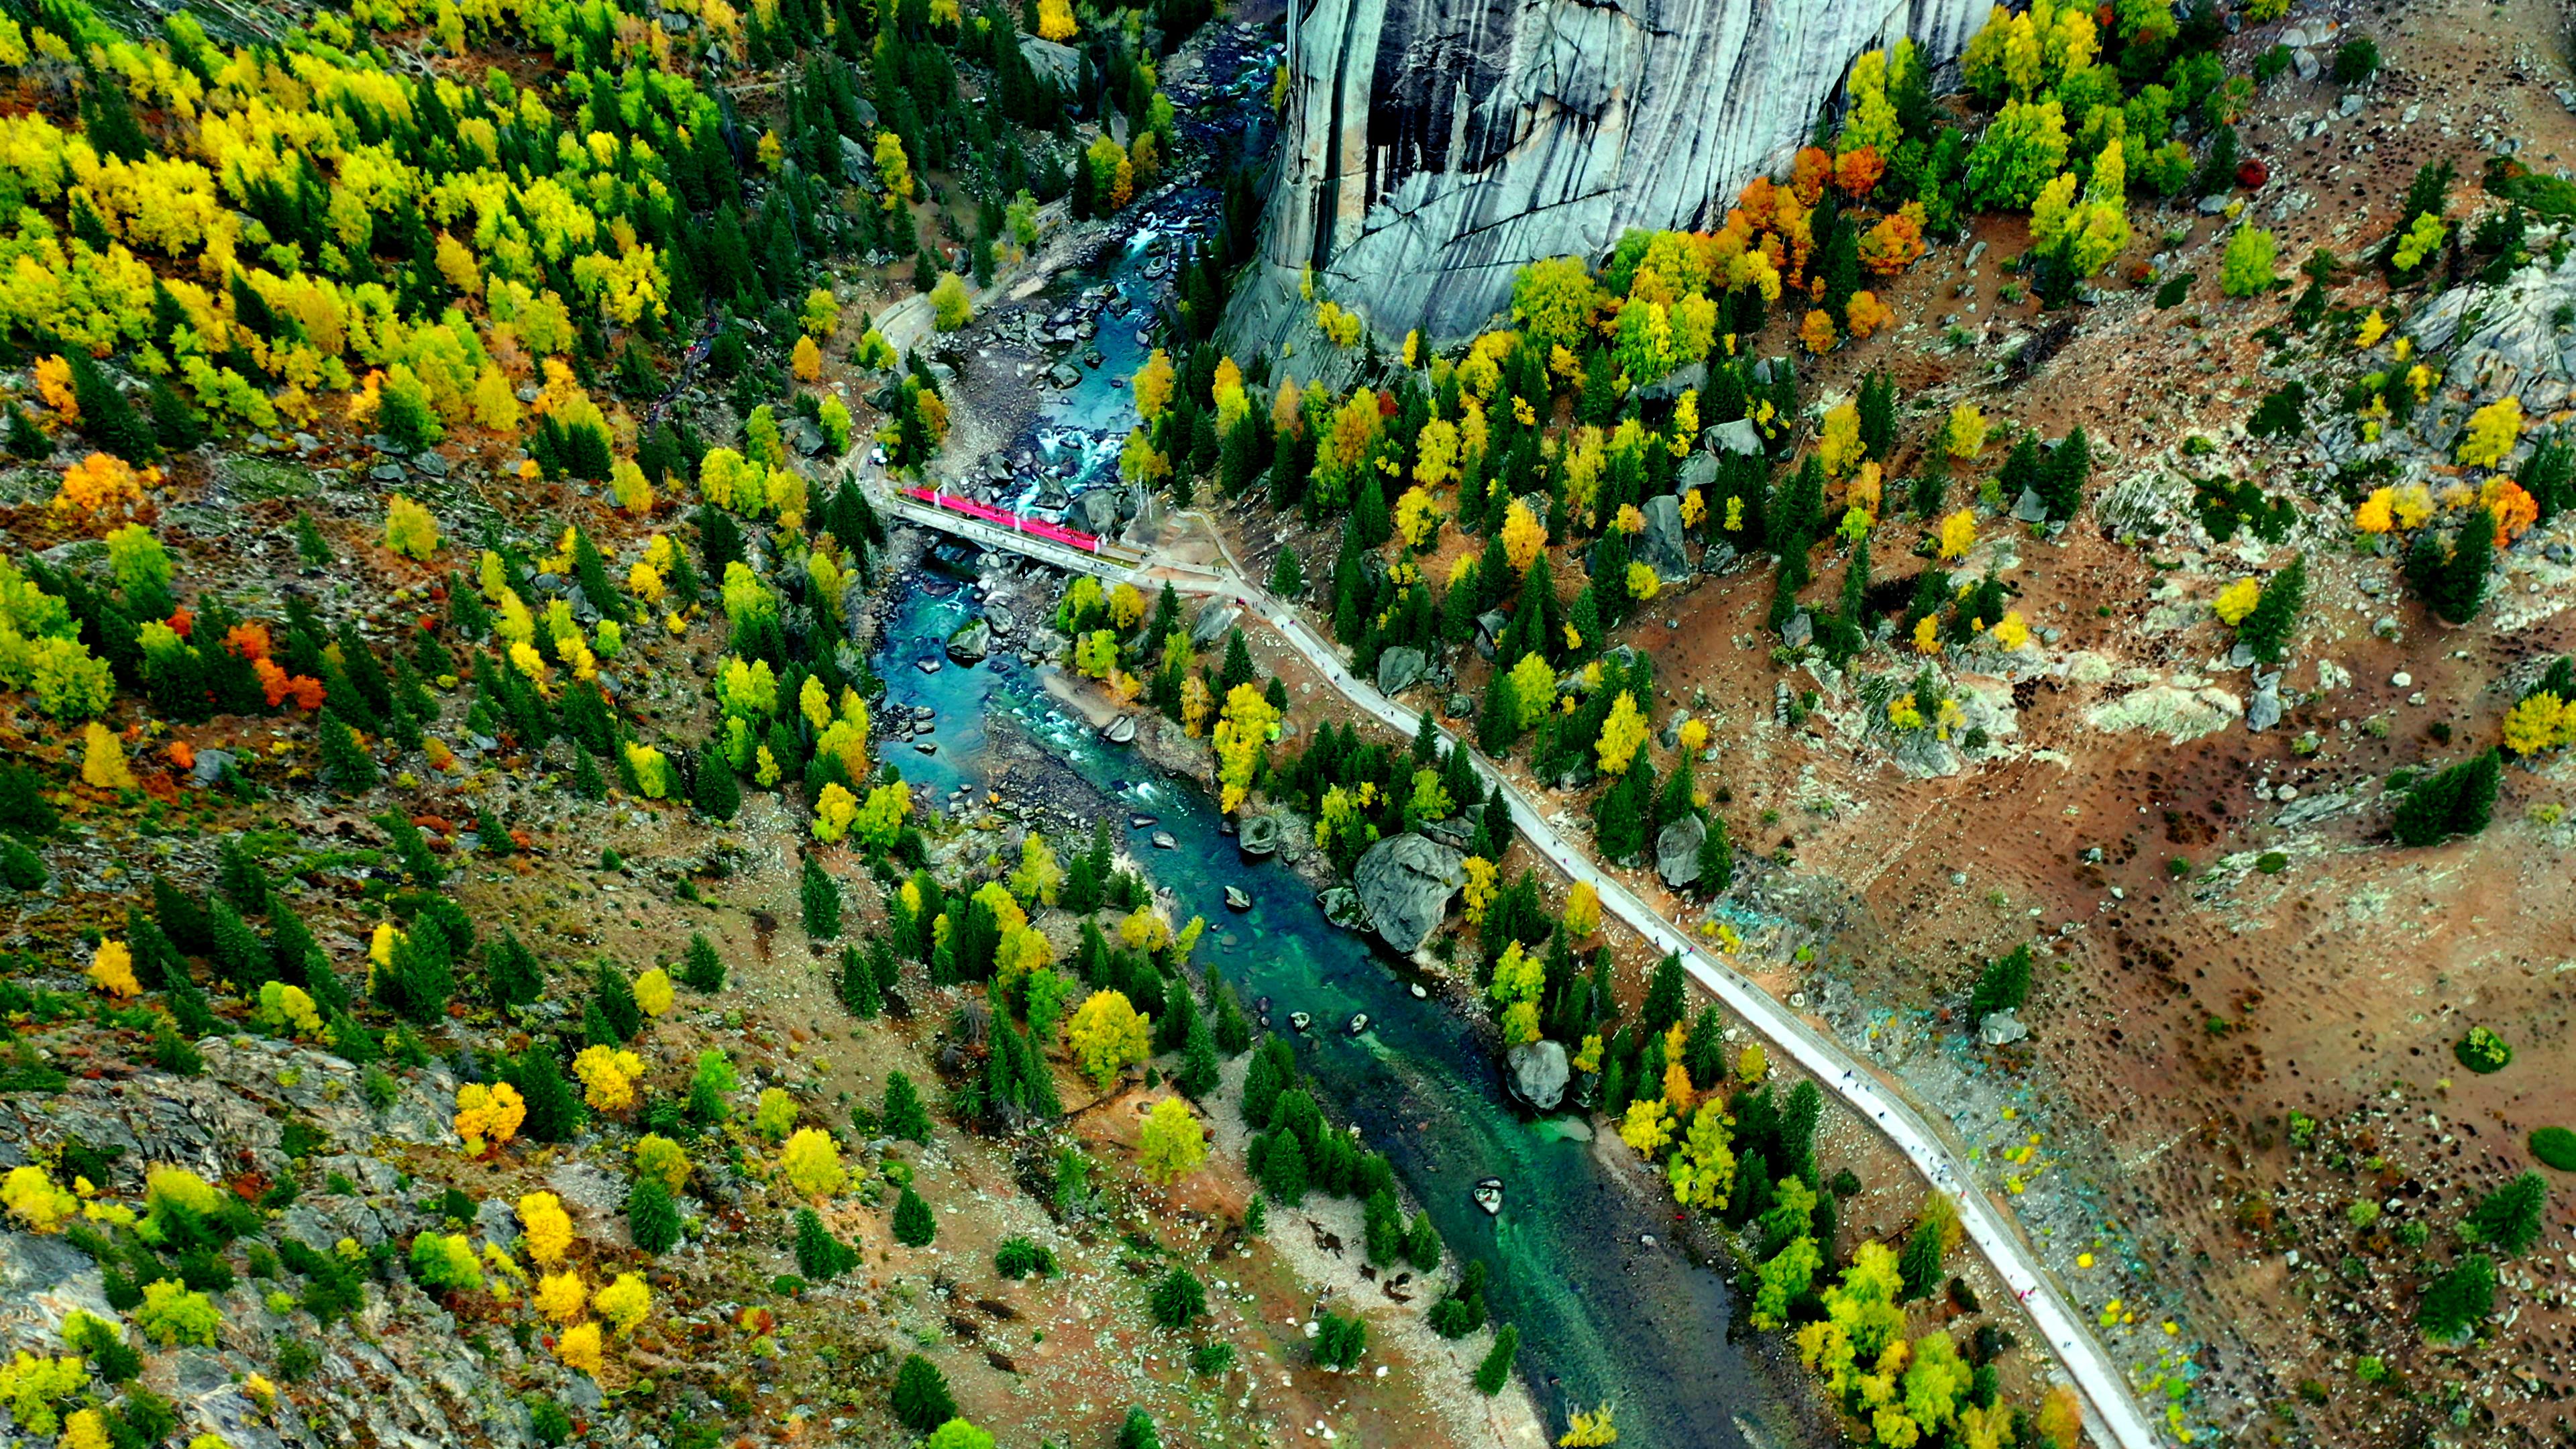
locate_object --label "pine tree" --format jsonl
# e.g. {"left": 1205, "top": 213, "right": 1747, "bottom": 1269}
{"left": 1259, "top": 1129, "right": 1307, "bottom": 1204}
{"left": 1177, "top": 1012, "right": 1220, "bottom": 1097}
{"left": 1211, "top": 980, "right": 1250, "bottom": 1055}
{"left": 795, "top": 1207, "right": 857, "bottom": 1280}
{"left": 1967, "top": 943, "right": 2033, "bottom": 1019}
{"left": 883, "top": 1070, "right": 932, "bottom": 1142}
{"left": 317, "top": 711, "right": 378, "bottom": 795}
{"left": 892, "top": 1185, "right": 936, "bottom": 1246}
{"left": 2392, "top": 749, "right": 2502, "bottom": 847}
{"left": 1147, "top": 1267, "right": 1206, "bottom": 1327}
{"left": 594, "top": 959, "right": 641, "bottom": 1039}
{"left": 1474, "top": 1324, "right": 1520, "bottom": 1395}
{"left": 1118, "top": 1407, "right": 1161, "bottom": 1449}
{"left": 1353, "top": 475, "right": 1391, "bottom": 547}
{"left": 1695, "top": 815, "right": 1735, "bottom": 895}
{"left": 2240, "top": 553, "right": 2306, "bottom": 663}
{"left": 837, "top": 943, "right": 883, "bottom": 1018}
{"left": 1268, "top": 545, "right": 1303, "bottom": 598}
{"left": 487, "top": 928, "right": 543, "bottom": 1007}
{"left": 891, "top": 1355, "right": 957, "bottom": 1434}
{"left": 2417, "top": 1252, "right": 2496, "bottom": 1343}
{"left": 680, "top": 932, "right": 726, "bottom": 992}
{"left": 801, "top": 856, "right": 842, "bottom": 939}
{"left": 2035, "top": 427, "right": 2090, "bottom": 523}
{"left": 511, "top": 1044, "right": 584, "bottom": 1142}
{"left": 1898, "top": 1216, "right": 1947, "bottom": 1301}
{"left": 2464, "top": 1171, "right": 2548, "bottom": 1256}
{"left": 2407, "top": 507, "right": 2495, "bottom": 625}
{"left": 571, "top": 747, "right": 607, "bottom": 801}
{"left": 628, "top": 1174, "right": 681, "bottom": 1254}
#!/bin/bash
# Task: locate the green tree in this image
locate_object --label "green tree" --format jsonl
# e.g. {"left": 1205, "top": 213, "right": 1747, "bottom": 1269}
{"left": 1474, "top": 1324, "right": 1519, "bottom": 1395}
{"left": 317, "top": 711, "right": 378, "bottom": 795}
{"left": 795, "top": 1207, "right": 856, "bottom": 1280}
{"left": 1511, "top": 257, "right": 1598, "bottom": 354}
{"left": 2463, "top": 1171, "right": 2548, "bottom": 1256}
{"left": 1118, "top": 1407, "right": 1161, "bottom": 1449}
{"left": 592, "top": 959, "right": 641, "bottom": 1040}
{"left": 892, "top": 1354, "right": 957, "bottom": 1433}
{"left": 1966, "top": 943, "right": 2033, "bottom": 1018}
{"left": 509, "top": 1044, "right": 584, "bottom": 1142}
{"left": 694, "top": 741, "right": 741, "bottom": 820}
{"left": 1146, "top": 1267, "right": 1205, "bottom": 1327}
{"left": 1268, "top": 545, "right": 1303, "bottom": 598}
{"left": 892, "top": 1185, "right": 936, "bottom": 1246}
{"left": 2035, "top": 427, "right": 2090, "bottom": 523}
{"left": 627, "top": 1174, "right": 680, "bottom": 1254}
{"left": 2221, "top": 225, "right": 2279, "bottom": 297}
{"left": 2416, "top": 1252, "right": 2495, "bottom": 1343}
{"left": 1963, "top": 98, "right": 2070, "bottom": 211}
{"left": 2239, "top": 553, "right": 2307, "bottom": 664}
{"left": 884, "top": 1071, "right": 933, "bottom": 1142}
{"left": 2391, "top": 749, "right": 2502, "bottom": 847}
{"left": 679, "top": 932, "right": 726, "bottom": 992}
{"left": 2406, "top": 506, "right": 2493, "bottom": 625}
{"left": 1260, "top": 1129, "right": 1307, "bottom": 1205}
{"left": 801, "top": 856, "right": 842, "bottom": 939}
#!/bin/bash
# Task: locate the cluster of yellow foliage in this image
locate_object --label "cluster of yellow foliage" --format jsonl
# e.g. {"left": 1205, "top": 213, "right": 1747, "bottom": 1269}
{"left": 518, "top": 1192, "right": 574, "bottom": 1265}
{"left": 50, "top": 453, "right": 157, "bottom": 531}
{"left": 2, "top": 1165, "right": 78, "bottom": 1232}
{"left": 2352, "top": 482, "right": 2436, "bottom": 534}
{"left": 85, "top": 941, "right": 140, "bottom": 999}
{"left": 780, "top": 1128, "right": 848, "bottom": 1197}
{"left": 2502, "top": 691, "right": 2576, "bottom": 755}
{"left": 571, "top": 1046, "right": 645, "bottom": 1112}
{"left": 453, "top": 1082, "right": 527, "bottom": 1155}
{"left": 1066, "top": 990, "right": 1150, "bottom": 1088}
{"left": 2210, "top": 578, "right": 2261, "bottom": 626}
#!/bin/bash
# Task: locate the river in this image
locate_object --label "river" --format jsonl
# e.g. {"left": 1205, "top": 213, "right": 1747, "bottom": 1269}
{"left": 870, "top": 574, "right": 1806, "bottom": 1449}
{"left": 860, "top": 29, "right": 1807, "bottom": 1440}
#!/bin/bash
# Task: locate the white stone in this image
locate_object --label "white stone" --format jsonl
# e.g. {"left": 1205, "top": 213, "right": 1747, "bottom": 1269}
{"left": 2391, "top": 672, "right": 2412, "bottom": 688}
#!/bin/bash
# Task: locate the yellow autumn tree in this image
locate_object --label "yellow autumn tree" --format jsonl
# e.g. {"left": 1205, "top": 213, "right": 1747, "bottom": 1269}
{"left": 1595, "top": 691, "right": 1650, "bottom": 775}
{"left": 87, "top": 941, "right": 140, "bottom": 999}
{"left": 1067, "top": 990, "right": 1150, "bottom": 1088}
{"left": 1036, "top": 0, "right": 1076, "bottom": 39}
{"left": 1501, "top": 500, "right": 1548, "bottom": 574}
{"left": 791, "top": 335, "right": 822, "bottom": 382}
{"left": 518, "top": 1192, "right": 574, "bottom": 1265}
{"left": 1138, "top": 1097, "right": 1208, "bottom": 1184}
{"left": 1563, "top": 881, "right": 1602, "bottom": 937}
{"left": 81, "top": 722, "right": 135, "bottom": 790}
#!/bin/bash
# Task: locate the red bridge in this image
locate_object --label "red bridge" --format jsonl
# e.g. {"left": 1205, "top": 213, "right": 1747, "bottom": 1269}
{"left": 900, "top": 486, "right": 1109, "bottom": 554}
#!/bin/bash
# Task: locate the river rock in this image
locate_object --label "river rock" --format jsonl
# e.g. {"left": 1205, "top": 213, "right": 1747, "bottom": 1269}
{"left": 1352, "top": 832, "right": 1466, "bottom": 953}
{"left": 945, "top": 617, "right": 994, "bottom": 664}
{"left": 1376, "top": 645, "right": 1428, "bottom": 696}
{"left": 1505, "top": 1038, "right": 1571, "bottom": 1111}
{"left": 1237, "top": 812, "right": 1282, "bottom": 857}
{"left": 1978, "top": 1009, "right": 2030, "bottom": 1046}
{"left": 1638, "top": 493, "right": 1689, "bottom": 580}
{"left": 1655, "top": 815, "right": 1705, "bottom": 889}
{"left": 1230, "top": 0, "right": 1989, "bottom": 347}
{"left": 1099, "top": 714, "right": 1137, "bottom": 744}
{"left": 1077, "top": 489, "right": 1122, "bottom": 535}
{"left": 1318, "top": 887, "right": 1373, "bottom": 932}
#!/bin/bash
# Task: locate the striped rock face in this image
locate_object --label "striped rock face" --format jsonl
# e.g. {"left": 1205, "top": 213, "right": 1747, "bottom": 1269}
{"left": 1227, "top": 0, "right": 1988, "bottom": 353}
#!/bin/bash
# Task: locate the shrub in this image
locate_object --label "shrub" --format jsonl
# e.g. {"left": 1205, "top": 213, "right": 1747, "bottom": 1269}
{"left": 2463, "top": 1171, "right": 2548, "bottom": 1255}
{"left": 994, "top": 1236, "right": 1057, "bottom": 1279}
{"left": 2220, "top": 225, "right": 2279, "bottom": 297}
{"left": 2530, "top": 1126, "right": 2576, "bottom": 1172}
{"left": 930, "top": 273, "right": 974, "bottom": 331}
{"left": 2332, "top": 37, "right": 2380, "bottom": 86}
{"left": 2454, "top": 1025, "right": 2514, "bottom": 1073}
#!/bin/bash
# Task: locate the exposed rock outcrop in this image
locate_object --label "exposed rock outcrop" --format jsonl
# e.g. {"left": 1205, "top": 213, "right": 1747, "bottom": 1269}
{"left": 1229, "top": 0, "right": 1988, "bottom": 353}
{"left": 1507, "top": 1039, "right": 1571, "bottom": 1110}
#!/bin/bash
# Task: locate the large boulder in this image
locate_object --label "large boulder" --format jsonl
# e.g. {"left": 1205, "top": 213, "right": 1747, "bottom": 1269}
{"left": 1352, "top": 832, "right": 1467, "bottom": 953}
{"left": 1191, "top": 597, "right": 1238, "bottom": 647}
{"left": 1638, "top": 493, "right": 1689, "bottom": 581}
{"left": 1237, "top": 812, "right": 1283, "bottom": 857}
{"left": 1019, "top": 34, "right": 1082, "bottom": 89}
{"left": 1377, "top": 645, "right": 1428, "bottom": 696}
{"left": 1656, "top": 816, "right": 1705, "bottom": 890}
{"left": 1705, "top": 418, "right": 1764, "bottom": 456}
{"left": 945, "top": 617, "right": 993, "bottom": 665}
{"left": 2086, "top": 682, "right": 2244, "bottom": 745}
{"left": 1979, "top": 1009, "right": 2029, "bottom": 1046}
{"left": 1077, "top": 489, "right": 1122, "bottom": 535}
{"left": 1506, "top": 1039, "right": 1571, "bottom": 1111}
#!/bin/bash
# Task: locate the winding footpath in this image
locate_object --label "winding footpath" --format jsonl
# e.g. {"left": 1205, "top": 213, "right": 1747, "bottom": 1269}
{"left": 871, "top": 484, "right": 2165, "bottom": 1449}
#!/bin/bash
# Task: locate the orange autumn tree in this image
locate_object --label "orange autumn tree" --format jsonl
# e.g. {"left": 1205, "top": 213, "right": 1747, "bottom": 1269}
{"left": 1833, "top": 146, "right": 1884, "bottom": 201}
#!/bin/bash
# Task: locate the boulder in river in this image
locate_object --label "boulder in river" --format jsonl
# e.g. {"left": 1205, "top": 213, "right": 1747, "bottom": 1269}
{"left": 1236, "top": 813, "right": 1281, "bottom": 857}
{"left": 1351, "top": 832, "right": 1466, "bottom": 953}
{"left": 1078, "top": 490, "right": 1122, "bottom": 535}
{"left": 945, "top": 617, "right": 994, "bottom": 665}
{"left": 1655, "top": 816, "right": 1705, "bottom": 890}
{"left": 1507, "top": 1040, "right": 1570, "bottom": 1110}
{"left": 1223, "top": 885, "right": 1252, "bottom": 911}
{"left": 1318, "top": 888, "right": 1372, "bottom": 932}
{"left": 1375, "top": 645, "right": 1427, "bottom": 697}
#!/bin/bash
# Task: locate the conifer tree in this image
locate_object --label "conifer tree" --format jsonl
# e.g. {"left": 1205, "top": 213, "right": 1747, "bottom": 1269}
{"left": 487, "top": 928, "right": 544, "bottom": 1008}
{"left": 317, "top": 711, "right": 378, "bottom": 795}
{"left": 680, "top": 932, "right": 726, "bottom": 992}
{"left": 1695, "top": 815, "right": 1735, "bottom": 895}
{"left": 883, "top": 1070, "right": 933, "bottom": 1142}
{"left": 1268, "top": 544, "right": 1303, "bottom": 598}
{"left": 593, "top": 959, "right": 642, "bottom": 1040}
{"left": 2392, "top": 749, "right": 2502, "bottom": 847}
{"left": 2035, "top": 427, "right": 2090, "bottom": 522}
{"left": 838, "top": 942, "right": 883, "bottom": 1018}
{"left": 2407, "top": 507, "right": 2495, "bottom": 625}
{"left": 2464, "top": 1171, "right": 2548, "bottom": 1256}
{"left": 892, "top": 1184, "right": 936, "bottom": 1245}
{"left": 2240, "top": 552, "right": 2307, "bottom": 663}
{"left": 1177, "top": 1012, "right": 1220, "bottom": 1097}
{"left": 511, "top": 1044, "right": 584, "bottom": 1142}
{"left": 892, "top": 1355, "right": 957, "bottom": 1433}
{"left": 801, "top": 855, "right": 842, "bottom": 939}
{"left": 1474, "top": 1324, "right": 1520, "bottom": 1395}
{"left": 795, "top": 1207, "right": 857, "bottom": 1280}
{"left": 2417, "top": 1252, "right": 2495, "bottom": 1343}
{"left": 628, "top": 1174, "right": 681, "bottom": 1254}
